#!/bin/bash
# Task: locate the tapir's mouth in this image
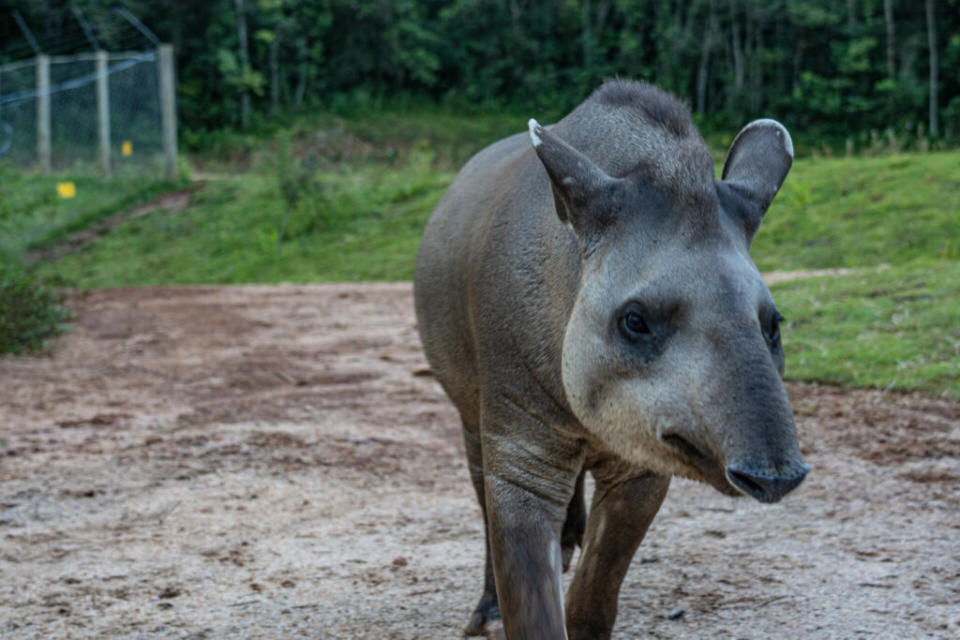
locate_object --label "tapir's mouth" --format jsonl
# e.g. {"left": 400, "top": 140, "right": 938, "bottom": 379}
{"left": 660, "top": 432, "right": 741, "bottom": 497}
{"left": 661, "top": 433, "right": 712, "bottom": 467}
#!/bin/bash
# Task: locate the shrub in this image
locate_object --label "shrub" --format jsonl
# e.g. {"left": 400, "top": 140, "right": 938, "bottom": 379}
{"left": 0, "top": 265, "right": 70, "bottom": 355}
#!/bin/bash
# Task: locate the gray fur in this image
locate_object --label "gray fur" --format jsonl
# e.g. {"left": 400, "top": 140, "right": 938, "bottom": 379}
{"left": 414, "top": 79, "right": 808, "bottom": 639}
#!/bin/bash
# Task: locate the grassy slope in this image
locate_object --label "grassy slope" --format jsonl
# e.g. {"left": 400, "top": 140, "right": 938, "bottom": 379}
{"left": 17, "top": 112, "right": 960, "bottom": 397}
{"left": 0, "top": 166, "right": 180, "bottom": 262}
{"left": 754, "top": 153, "right": 960, "bottom": 271}
{"left": 39, "top": 163, "right": 451, "bottom": 285}
{"left": 755, "top": 152, "right": 960, "bottom": 398}
{"left": 37, "top": 150, "right": 960, "bottom": 284}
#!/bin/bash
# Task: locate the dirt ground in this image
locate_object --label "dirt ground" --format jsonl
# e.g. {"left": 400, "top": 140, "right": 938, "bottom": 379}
{"left": 1, "top": 283, "right": 958, "bottom": 639}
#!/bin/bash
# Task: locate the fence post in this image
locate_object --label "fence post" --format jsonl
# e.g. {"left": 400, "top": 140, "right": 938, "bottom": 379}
{"left": 96, "top": 50, "right": 111, "bottom": 177}
{"left": 158, "top": 44, "right": 177, "bottom": 180}
{"left": 36, "top": 54, "right": 51, "bottom": 174}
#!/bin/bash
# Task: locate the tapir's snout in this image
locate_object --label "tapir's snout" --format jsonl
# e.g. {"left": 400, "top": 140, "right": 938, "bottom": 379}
{"left": 658, "top": 426, "right": 810, "bottom": 503}
{"left": 725, "top": 460, "right": 810, "bottom": 503}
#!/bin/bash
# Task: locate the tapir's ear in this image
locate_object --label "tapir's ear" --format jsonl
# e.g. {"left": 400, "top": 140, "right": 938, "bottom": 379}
{"left": 717, "top": 119, "right": 794, "bottom": 245}
{"left": 528, "top": 118, "right": 619, "bottom": 238}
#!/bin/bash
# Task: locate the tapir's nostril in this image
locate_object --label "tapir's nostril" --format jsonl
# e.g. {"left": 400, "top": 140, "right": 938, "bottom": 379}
{"left": 726, "top": 463, "right": 809, "bottom": 503}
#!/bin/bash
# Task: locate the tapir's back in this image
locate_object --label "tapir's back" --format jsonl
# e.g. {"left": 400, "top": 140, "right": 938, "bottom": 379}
{"left": 413, "top": 130, "right": 540, "bottom": 420}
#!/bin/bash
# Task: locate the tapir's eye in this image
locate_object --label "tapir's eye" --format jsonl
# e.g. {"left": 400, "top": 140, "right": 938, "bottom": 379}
{"left": 619, "top": 305, "right": 652, "bottom": 340}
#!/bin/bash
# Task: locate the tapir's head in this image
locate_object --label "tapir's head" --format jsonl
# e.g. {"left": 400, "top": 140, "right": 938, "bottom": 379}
{"left": 529, "top": 107, "right": 808, "bottom": 503}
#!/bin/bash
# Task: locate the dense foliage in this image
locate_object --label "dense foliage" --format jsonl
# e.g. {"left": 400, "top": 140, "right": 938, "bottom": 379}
{"left": 1, "top": 1, "right": 957, "bottom": 144}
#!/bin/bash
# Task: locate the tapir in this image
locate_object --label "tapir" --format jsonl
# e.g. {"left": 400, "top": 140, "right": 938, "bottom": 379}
{"left": 413, "top": 79, "right": 809, "bottom": 640}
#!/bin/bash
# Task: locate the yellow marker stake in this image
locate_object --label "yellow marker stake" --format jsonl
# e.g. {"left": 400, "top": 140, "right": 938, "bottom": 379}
{"left": 57, "top": 182, "right": 76, "bottom": 199}
{"left": 122, "top": 140, "right": 133, "bottom": 156}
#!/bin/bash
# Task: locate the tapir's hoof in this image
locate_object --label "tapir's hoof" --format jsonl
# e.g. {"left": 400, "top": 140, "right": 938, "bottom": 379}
{"left": 464, "top": 593, "right": 501, "bottom": 637}
{"left": 484, "top": 619, "right": 506, "bottom": 640}
{"left": 463, "top": 612, "right": 486, "bottom": 637}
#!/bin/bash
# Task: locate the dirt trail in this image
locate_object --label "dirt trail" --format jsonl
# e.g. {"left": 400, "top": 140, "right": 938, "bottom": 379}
{"left": 1, "top": 284, "right": 958, "bottom": 639}
{"left": 24, "top": 184, "right": 204, "bottom": 265}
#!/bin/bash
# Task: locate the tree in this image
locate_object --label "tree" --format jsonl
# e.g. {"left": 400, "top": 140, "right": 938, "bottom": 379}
{"left": 883, "top": 0, "right": 896, "bottom": 117}
{"left": 696, "top": 0, "right": 718, "bottom": 115}
{"left": 1, "top": 0, "right": 957, "bottom": 142}
{"left": 235, "top": 0, "right": 252, "bottom": 129}
{"left": 926, "top": 0, "right": 938, "bottom": 136}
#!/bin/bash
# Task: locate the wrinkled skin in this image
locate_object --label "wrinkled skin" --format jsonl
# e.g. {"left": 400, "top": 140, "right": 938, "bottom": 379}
{"left": 414, "top": 80, "right": 809, "bottom": 639}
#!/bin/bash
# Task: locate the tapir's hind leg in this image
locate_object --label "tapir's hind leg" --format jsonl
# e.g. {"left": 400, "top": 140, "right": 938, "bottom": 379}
{"left": 462, "top": 426, "right": 502, "bottom": 637}
{"left": 565, "top": 460, "right": 670, "bottom": 640}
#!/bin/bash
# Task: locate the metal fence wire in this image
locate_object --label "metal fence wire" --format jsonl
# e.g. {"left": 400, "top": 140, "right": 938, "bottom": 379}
{"left": 0, "top": 48, "right": 175, "bottom": 177}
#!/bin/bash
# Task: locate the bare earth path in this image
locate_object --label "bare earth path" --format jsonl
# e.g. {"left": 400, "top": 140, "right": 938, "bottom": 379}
{"left": 1, "top": 284, "right": 958, "bottom": 639}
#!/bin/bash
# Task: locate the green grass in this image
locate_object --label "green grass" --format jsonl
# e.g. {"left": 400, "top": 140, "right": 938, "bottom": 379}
{"left": 35, "top": 147, "right": 960, "bottom": 286}
{"left": 0, "top": 165, "right": 180, "bottom": 262}
{"left": 773, "top": 261, "right": 960, "bottom": 399}
{"left": 34, "top": 152, "right": 451, "bottom": 285}
{"left": 753, "top": 153, "right": 960, "bottom": 272}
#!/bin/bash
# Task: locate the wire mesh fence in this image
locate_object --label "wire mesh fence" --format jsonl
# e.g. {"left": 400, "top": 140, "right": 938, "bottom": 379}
{"left": 0, "top": 59, "right": 38, "bottom": 169}
{"left": 109, "top": 52, "right": 164, "bottom": 172}
{"left": 0, "top": 48, "right": 175, "bottom": 177}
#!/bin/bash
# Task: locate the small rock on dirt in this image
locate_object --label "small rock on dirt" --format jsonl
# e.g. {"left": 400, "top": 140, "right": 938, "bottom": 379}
{"left": 159, "top": 586, "right": 182, "bottom": 599}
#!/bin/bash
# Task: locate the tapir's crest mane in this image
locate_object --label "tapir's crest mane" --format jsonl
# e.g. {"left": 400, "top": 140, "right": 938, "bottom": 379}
{"left": 557, "top": 79, "right": 711, "bottom": 214}
{"left": 589, "top": 79, "right": 692, "bottom": 139}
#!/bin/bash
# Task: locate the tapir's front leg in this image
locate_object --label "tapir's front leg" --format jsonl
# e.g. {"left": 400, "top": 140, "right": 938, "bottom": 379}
{"left": 481, "top": 400, "right": 584, "bottom": 640}
{"left": 565, "top": 460, "right": 670, "bottom": 640}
